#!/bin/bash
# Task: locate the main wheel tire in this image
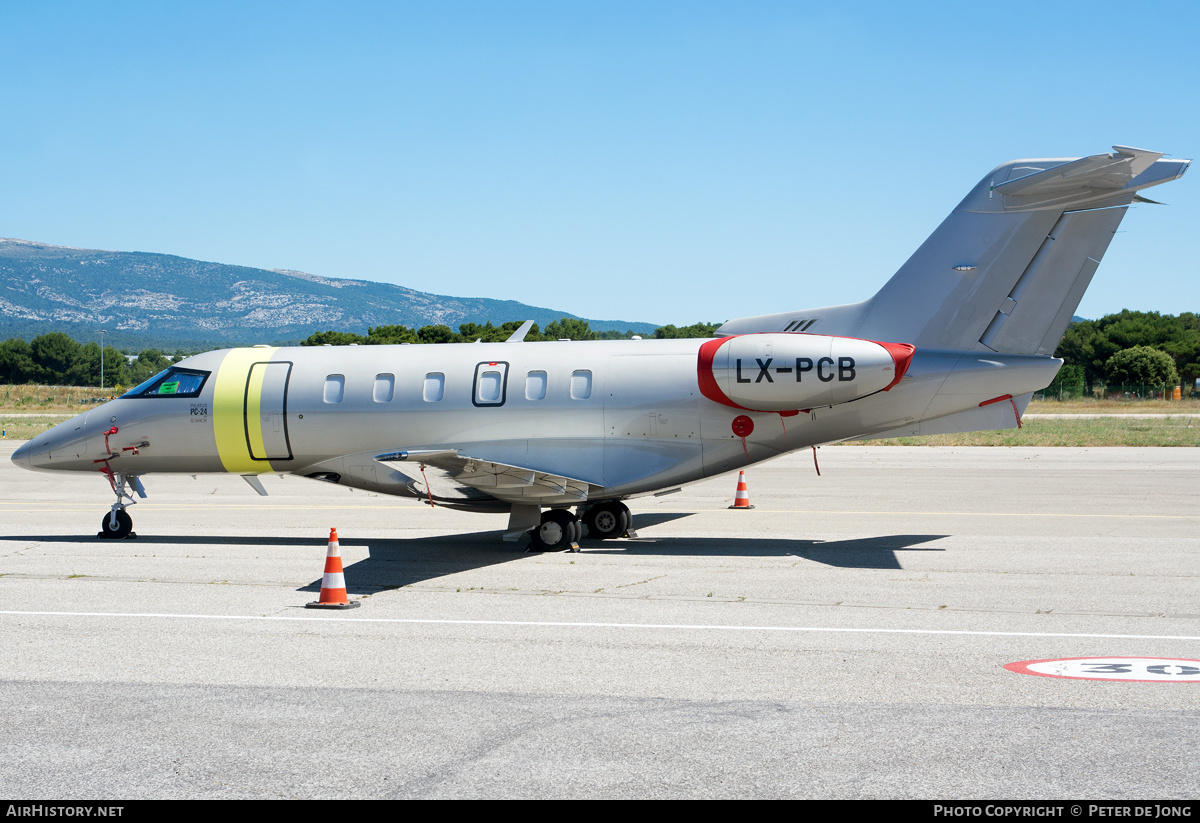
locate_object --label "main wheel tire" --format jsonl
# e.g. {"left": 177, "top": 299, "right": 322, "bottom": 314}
{"left": 529, "top": 509, "right": 577, "bottom": 552}
{"left": 585, "top": 502, "right": 629, "bottom": 540}
{"left": 99, "top": 509, "right": 133, "bottom": 540}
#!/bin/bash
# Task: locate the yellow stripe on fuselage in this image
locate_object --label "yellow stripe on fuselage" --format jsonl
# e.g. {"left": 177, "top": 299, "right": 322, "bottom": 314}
{"left": 212, "top": 347, "right": 278, "bottom": 474}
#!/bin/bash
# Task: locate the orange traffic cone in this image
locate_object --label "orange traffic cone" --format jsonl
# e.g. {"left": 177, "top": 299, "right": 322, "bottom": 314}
{"left": 306, "top": 528, "right": 361, "bottom": 609}
{"left": 728, "top": 471, "right": 754, "bottom": 509}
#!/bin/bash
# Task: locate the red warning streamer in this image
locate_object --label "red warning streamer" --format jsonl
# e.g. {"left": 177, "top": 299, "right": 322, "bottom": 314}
{"left": 732, "top": 415, "right": 754, "bottom": 460}
{"left": 419, "top": 462, "right": 436, "bottom": 507}
{"left": 979, "top": 394, "right": 1023, "bottom": 429}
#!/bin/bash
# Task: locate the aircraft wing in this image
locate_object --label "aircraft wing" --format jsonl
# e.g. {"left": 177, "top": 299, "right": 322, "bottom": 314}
{"left": 375, "top": 449, "right": 593, "bottom": 507}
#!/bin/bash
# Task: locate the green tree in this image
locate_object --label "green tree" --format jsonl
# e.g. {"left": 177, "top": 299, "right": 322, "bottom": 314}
{"left": 416, "top": 325, "right": 460, "bottom": 344}
{"left": 102, "top": 345, "right": 129, "bottom": 387}
{"left": 541, "top": 318, "right": 597, "bottom": 341}
{"left": 366, "top": 325, "right": 419, "bottom": 345}
{"left": 1057, "top": 310, "right": 1200, "bottom": 390}
{"left": 30, "top": 332, "right": 82, "bottom": 384}
{"left": 1172, "top": 312, "right": 1200, "bottom": 391}
{"left": 302, "top": 330, "right": 368, "bottom": 346}
{"left": 0, "top": 338, "right": 36, "bottom": 384}
{"left": 653, "top": 322, "right": 721, "bottom": 339}
{"left": 65, "top": 342, "right": 101, "bottom": 386}
{"left": 1104, "top": 345, "right": 1180, "bottom": 388}
{"left": 1041, "top": 363, "right": 1085, "bottom": 399}
{"left": 1048, "top": 362, "right": 1084, "bottom": 386}
{"left": 128, "top": 350, "right": 170, "bottom": 385}
{"left": 457, "top": 322, "right": 519, "bottom": 343}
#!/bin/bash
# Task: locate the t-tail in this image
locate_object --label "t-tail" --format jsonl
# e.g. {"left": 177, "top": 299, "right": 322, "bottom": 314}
{"left": 719, "top": 145, "right": 1190, "bottom": 354}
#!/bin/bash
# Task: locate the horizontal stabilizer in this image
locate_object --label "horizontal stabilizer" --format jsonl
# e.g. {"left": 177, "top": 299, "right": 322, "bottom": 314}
{"left": 993, "top": 145, "right": 1161, "bottom": 198}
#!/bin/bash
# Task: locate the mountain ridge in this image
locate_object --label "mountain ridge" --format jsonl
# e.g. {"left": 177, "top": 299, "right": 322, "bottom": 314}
{"left": 0, "top": 238, "right": 658, "bottom": 349}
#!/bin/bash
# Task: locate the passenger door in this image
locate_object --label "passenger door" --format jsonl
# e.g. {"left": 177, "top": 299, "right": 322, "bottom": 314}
{"left": 246, "top": 361, "right": 293, "bottom": 461}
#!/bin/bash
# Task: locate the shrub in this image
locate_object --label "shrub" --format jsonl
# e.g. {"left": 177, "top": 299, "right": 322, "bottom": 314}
{"left": 1104, "top": 345, "right": 1180, "bottom": 387}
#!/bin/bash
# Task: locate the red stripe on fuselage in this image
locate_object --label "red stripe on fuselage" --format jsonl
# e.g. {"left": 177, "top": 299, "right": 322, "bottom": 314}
{"left": 696, "top": 337, "right": 754, "bottom": 411}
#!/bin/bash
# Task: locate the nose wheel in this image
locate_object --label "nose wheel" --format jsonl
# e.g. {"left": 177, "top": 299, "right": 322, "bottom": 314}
{"left": 96, "top": 471, "right": 143, "bottom": 540}
{"left": 99, "top": 508, "right": 134, "bottom": 540}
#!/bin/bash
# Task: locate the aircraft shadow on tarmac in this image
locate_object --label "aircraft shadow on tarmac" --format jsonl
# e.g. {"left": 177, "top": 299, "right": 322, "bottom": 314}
{"left": 0, "top": 513, "right": 947, "bottom": 593}
{"left": 316, "top": 524, "right": 947, "bottom": 594}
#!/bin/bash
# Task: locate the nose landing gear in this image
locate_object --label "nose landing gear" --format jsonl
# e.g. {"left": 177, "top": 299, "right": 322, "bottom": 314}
{"left": 97, "top": 471, "right": 144, "bottom": 540}
{"left": 100, "top": 508, "right": 134, "bottom": 540}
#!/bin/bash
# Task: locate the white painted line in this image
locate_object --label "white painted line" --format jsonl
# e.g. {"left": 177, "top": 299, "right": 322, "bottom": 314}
{"left": 1, "top": 610, "right": 1198, "bottom": 641}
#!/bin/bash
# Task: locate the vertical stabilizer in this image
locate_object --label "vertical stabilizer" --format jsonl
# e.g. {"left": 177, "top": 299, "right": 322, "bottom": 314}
{"left": 719, "top": 147, "right": 1189, "bottom": 354}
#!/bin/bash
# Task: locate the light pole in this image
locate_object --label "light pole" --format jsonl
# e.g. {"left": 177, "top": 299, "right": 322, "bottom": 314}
{"left": 96, "top": 329, "right": 107, "bottom": 393}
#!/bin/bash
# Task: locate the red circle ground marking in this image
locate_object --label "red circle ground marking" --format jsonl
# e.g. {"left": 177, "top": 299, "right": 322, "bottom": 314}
{"left": 1004, "top": 657, "right": 1200, "bottom": 682}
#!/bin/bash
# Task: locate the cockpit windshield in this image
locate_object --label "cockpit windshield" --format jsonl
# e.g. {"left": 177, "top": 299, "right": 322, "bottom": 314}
{"left": 121, "top": 367, "right": 211, "bottom": 399}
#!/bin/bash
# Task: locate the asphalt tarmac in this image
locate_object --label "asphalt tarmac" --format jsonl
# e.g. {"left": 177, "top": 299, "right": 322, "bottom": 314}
{"left": 1, "top": 441, "right": 1197, "bottom": 799}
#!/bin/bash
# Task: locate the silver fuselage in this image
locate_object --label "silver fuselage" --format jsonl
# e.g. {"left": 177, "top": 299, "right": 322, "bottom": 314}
{"left": 12, "top": 337, "right": 1060, "bottom": 509}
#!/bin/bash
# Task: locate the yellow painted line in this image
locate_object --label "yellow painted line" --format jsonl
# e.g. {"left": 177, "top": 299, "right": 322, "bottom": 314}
{"left": 0, "top": 501, "right": 1196, "bottom": 519}
{"left": 211, "top": 347, "right": 276, "bottom": 474}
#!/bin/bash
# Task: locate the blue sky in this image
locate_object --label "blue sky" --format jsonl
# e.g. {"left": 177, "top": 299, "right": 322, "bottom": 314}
{"left": 2, "top": 1, "right": 1196, "bottom": 327}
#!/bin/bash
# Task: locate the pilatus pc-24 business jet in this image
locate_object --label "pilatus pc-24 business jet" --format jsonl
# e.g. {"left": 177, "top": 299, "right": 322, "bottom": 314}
{"left": 12, "top": 146, "right": 1190, "bottom": 548}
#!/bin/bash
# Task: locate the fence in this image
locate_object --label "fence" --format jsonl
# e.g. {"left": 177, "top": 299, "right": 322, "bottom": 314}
{"left": 1036, "top": 382, "right": 1194, "bottom": 402}
{"left": 0, "top": 385, "right": 112, "bottom": 407}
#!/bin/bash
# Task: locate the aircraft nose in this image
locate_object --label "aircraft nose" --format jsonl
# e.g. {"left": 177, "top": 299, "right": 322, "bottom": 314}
{"left": 11, "top": 439, "right": 32, "bottom": 470}
{"left": 10, "top": 422, "right": 84, "bottom": 472}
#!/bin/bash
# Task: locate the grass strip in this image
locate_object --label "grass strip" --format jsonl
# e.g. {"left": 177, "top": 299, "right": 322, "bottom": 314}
{"left": 838, "top": 415, "right": 1200, "bottom": 447}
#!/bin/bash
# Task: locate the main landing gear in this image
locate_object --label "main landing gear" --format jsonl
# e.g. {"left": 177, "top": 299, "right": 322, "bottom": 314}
{"left": 529, "top": 508, "right": 580, "bottom": 552}
{"left": 526, "top": 501, "right": 633, "bottom": 552}
{"left": 97, "top": 472, "right": 144, "bottom": 540}
{"left": 583, "top": 501, "right": 630, "bottom": 541}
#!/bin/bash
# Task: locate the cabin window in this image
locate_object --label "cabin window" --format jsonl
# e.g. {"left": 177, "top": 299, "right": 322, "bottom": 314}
{"left": 570, "top": 369, "right": 592, "bottom": 400}
{"left": 423, "top": 373, "right": 444, "bottom": 402}
{"left": 373, "top": 373, "right": 395, "bottom": 403}
{"left": 525, "top": 370, "right": 547, "bottom": 400}
{"left": 477, "top": 371, "right": 502, "bottom": 402}
{"left": 323, "top": 374, "right": 345, "bottom": 403}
